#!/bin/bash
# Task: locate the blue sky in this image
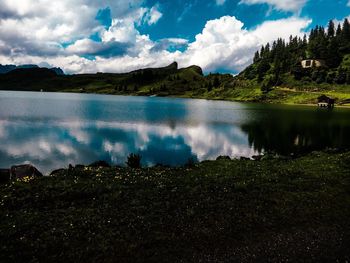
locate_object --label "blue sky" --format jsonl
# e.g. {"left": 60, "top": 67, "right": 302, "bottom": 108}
{"left": 0, "top": 0, "right": 349, "bottom": 74}
{"left": 139, "top": 0, "right": 350, "bottom": 40}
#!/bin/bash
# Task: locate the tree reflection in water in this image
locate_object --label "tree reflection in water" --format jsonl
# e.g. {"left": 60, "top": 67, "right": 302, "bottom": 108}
{"left": 241, "top": 107, "right": 350, "bottom": 155}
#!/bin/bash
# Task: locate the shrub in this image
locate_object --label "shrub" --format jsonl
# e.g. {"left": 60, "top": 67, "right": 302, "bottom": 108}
{"left": 126, "top": 153, "right": 142, "bottom": 168}
{"left": 89, "top": 160, "right": 110, "bottom": 168}
{"left": 347, "top": 73, "right": 350, "bottom": 84}
{"left": 335, "top": 69, "right": 347, "bottom": 84}
{"left": 261, "top": 74, "right": 275, "bottom": 93}
{"left": 185, "top": 157, "right": 196, "bottom": 168}
{"left": 326, "top": 72, "right": 336, "bottom": 84}
{"left": 301, "top": 76, "right": 312, "bottom": 83}
{"left": 311, "top": 70, "right": 326, "bottom": 84}
{"left": 213, "top": 76, "right": 220, "bottom": 87}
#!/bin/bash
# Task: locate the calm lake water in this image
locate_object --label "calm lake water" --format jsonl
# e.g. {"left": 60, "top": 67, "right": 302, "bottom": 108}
{"left": 1, "top": 91, "right": 350, "bottom": 173}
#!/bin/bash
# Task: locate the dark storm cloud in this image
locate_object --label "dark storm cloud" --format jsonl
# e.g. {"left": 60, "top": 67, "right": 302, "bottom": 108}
{"left": 86, "top": 41, "right": 131, "bottom": 58}
{"left": 0, "top": 27, "right": 63, "bottom": 57}
{"left": 66, "top": 39, "right": 131, "bottom": 58}
{"left": 0, "top": 8, "right": 18, "bottom": 19}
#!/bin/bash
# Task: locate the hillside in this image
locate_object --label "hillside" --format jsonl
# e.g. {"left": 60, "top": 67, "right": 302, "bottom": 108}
{"left": 235, "top": 18, "right": 350, "bottom": 105}
{"left": 0, "top": 62, "right": 234, "bottom": 97}
{"left": 0, "top": 64, "right": 64, "bottom": 75}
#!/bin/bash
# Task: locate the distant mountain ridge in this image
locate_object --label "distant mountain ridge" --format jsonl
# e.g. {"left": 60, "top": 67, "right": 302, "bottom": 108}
{"left": 0, "top": 62, "right": 232, "bottom": 96}
{"left": 129, "top": 61, "right": 179, "bottom": 75}
{"left": 0, "top": 64, "right": 64, "bottom": 75}
{"left": 5, "top": 68, "right": 59, "bottom": 79}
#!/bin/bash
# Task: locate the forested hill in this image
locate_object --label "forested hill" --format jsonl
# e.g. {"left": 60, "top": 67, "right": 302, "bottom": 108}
{"left": 0, "top": 62, "right": 233, "bottom": 97}
{"left": 239, "top": 18, "right": 350, "bottom": 91}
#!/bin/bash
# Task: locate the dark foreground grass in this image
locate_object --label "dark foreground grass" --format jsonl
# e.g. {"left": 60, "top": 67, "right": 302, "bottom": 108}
{"left": 1, "top": 151, "right": 350, "bottom": 262}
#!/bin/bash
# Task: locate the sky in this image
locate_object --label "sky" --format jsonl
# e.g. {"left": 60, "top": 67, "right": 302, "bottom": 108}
{"left": 0, "top": 0, "right": 350, "bottom": 74}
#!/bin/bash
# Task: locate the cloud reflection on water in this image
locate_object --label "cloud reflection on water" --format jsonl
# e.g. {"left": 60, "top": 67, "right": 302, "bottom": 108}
{"left": 0, "top": 119, "right": 256, "bottom": 174}
{"left": 1, "top": 92, "right": 350, "bottom": 174}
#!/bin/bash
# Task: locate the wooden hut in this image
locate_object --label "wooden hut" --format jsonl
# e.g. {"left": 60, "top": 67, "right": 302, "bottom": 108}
{"left": 317, "top": 95, "right": 335, "bottom": 108}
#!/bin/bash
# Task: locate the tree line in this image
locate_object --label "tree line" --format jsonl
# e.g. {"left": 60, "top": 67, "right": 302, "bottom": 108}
{"left": 243, "top": 18, "right": 350, "bottom": 88}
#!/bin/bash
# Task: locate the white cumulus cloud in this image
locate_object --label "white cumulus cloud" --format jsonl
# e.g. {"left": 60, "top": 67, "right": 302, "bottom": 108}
{"left": 0, "top": 0, "right": 157, "bottom": 57}
{"left": 144, "top": 5, "right": 163, "bottom": 25}
{"left": 178, "top": 16, "right": 311, "bottom": 72}
{"left": 0, "top": 0, "right": 310, "bottom": 74}
{"left": 240, "top": 0, "right": 308, "bottom": 13}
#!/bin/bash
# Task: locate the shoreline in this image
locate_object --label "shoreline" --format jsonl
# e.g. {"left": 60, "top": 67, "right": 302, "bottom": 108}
{"left": 2, "top": 88, "right": 350, "bottom": 108}
{"left": 2, "top": 148, "right": 349, "bottom": 178}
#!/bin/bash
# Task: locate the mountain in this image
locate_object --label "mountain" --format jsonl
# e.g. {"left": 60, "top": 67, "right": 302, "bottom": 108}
{"left": 130, "top": 61, "right": 179, "bottom": 75}
{"left": 5, "top": 68, "right": 58, "bottom": 78}
{"left": 0, "top": 62, "right": 233, "bottom": 96}
{"left": 0, "top": 64, "right": 64, "bottom": 75}
{"left": 17, "top": 64, "right": 39, "bottom": 69}
{"left": 50, "top": 67, "right": 65, "bottom": 75}
{"left": 0, "top": 65, "right": 17, "bottom": 74}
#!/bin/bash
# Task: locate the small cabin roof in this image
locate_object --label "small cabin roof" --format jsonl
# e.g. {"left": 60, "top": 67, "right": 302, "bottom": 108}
{"left": 317, "top": 95, "right": 334, "bottom": 103}
{"left": 301, "top": 59, "right": 324, "bottom": 62}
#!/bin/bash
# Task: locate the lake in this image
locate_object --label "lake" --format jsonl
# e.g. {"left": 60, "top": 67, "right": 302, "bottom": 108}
{"left": 1, "top": 91, "right": 350, "bottom": 174}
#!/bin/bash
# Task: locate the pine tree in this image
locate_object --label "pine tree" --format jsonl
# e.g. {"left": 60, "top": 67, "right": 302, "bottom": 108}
{"left": 207, "top": 81, "right": 213, "bottom": 92}
{"left": 340, "top": 18, "right": 350, "bottom": 53}
{"left": 336, "top": 24, "right": 342, "bottom": 37}
{"left": 303, "top": 34, "right": 307, "bottom": 45}
{"left": 327, "top": 20, "right": 335, "bottom": 38}
{"left": 260, "top": 46, "right": 265, "bottom": 58}
{"left": 257, "top": 59, "right": 270, "bottom": 82}
{"left": 253, "top": 51, "right": 260, "bottom": 63}
{"left": 213, "top": 76, "right": 220, "bottom": 88}
{"left": 308, "top": 25, "right": 328, "bottom": 59}
{"left": 327, "top": 37, "right": 341, "bottom": 68}
{"left": 342, "top": 18, "right": 350, "bottom": 41}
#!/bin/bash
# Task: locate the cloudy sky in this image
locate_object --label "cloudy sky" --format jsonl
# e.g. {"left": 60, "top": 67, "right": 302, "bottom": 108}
{"left": 0, "top": 0, "right": 349, "bottom": 74}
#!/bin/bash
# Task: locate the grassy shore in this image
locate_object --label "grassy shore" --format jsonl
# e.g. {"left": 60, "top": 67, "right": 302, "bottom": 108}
{"left": 44, "top": 81, "right": 350, "bottom": 106}
{"left": 177, "top": 83, "right": 350, "bottom": 105}
{"left": 1, "top": 150, "right": 350, "bottom": 262}
{"left": 2, "top": 64, "right": 350, "bottom": 106}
